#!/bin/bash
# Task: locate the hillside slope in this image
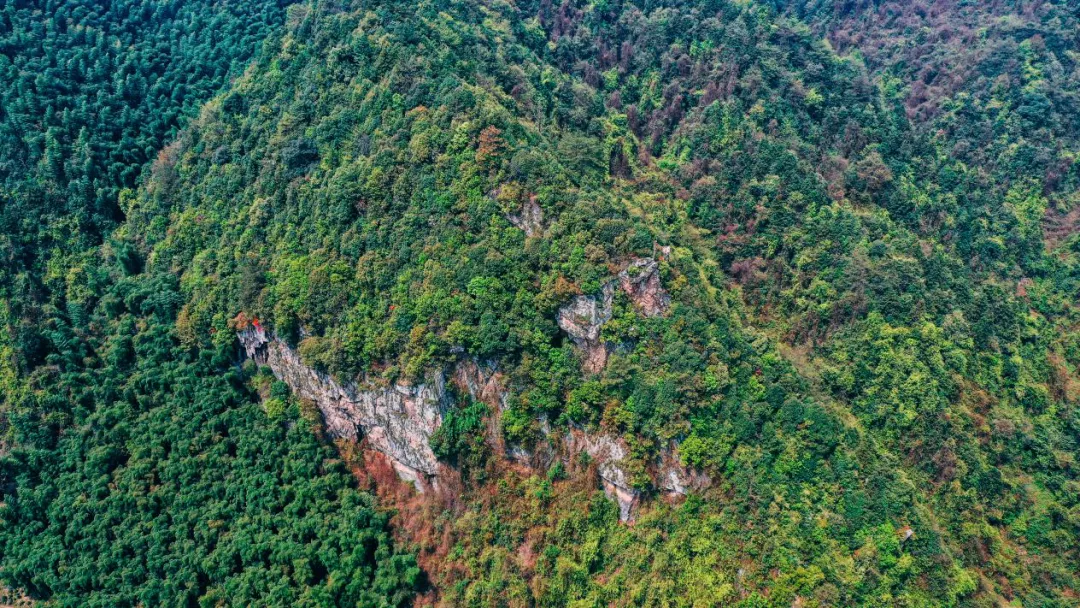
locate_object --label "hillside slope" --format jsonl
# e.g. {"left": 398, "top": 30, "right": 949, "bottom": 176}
{"left": 2, "top": 0, "right": 1079, "bottom": 606}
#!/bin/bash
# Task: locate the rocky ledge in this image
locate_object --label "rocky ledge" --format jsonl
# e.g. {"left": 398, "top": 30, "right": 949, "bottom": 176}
{"left": 239, "top": 326, "right": 445, "bottom": 487}
{"left": 237, "top": 260, "right": 704, "bottom": 520}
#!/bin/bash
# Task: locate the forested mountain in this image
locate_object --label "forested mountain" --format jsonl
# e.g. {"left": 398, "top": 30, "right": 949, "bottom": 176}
{"left": 1, "top": 0, "right": 1078, "bottom": 607}
{"left": 1, "top": 1, "right": 421, "bottom": 605}
{"left": 0, "top": 0, "right": 298, "bottom": 382}
{"left": 772, "top": 0, "right": 1080, "bottom": 224}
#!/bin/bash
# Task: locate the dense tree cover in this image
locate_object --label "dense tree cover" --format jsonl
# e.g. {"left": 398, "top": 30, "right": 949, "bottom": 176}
{"left": 103, "top": 0, "right": 1080, "bottom": 604}
{"left": 0, "top": 1, "right": 423, "bottom": 605}
{"left": 770, "top": 0, "right": 1080, "bottom": 253}
{"left": 0, "top": 0, "right": 297, "bottom": 224}
{"left": 515, "top": 0, "right": 1080, "bottom": 603}
{"left": 2, "top": 0, "right": 1079, "bottom": 606}
{"left": 0, "top": 0, "right": 298, "bottom": 383}
{"left": 0, "top": 249, "right": 421, "bottom": 606}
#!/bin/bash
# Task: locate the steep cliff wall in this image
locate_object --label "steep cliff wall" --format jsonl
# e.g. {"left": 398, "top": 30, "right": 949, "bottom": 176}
{"left": 237, "top": 258, "right": 705, "bottom": 520}
{"left": 617, "top": 257, "right": 671, "bottom": 317}
{"left": 556, "top": 284, "right": 615, "bottom": 374}
{"left": 239, "top": 327, "right": 446, "bottom": 487}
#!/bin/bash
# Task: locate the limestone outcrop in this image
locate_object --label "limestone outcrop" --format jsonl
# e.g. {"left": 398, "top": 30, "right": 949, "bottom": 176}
{"left": 556, "top": 284, "right": 615, "bottom": 373}
{"left": 238, "top": 263, "right": 704, "bottom": 521}
{"left": 556, "top": 257, "right": 670, "bottom": 374}
{"left": 618, "top": 257, "right": 671, "bottom": 317}
{"left": 564, "top": 430, "right": 640, "bottom": 521}
{"left": 238, "top": 327, "right": 445, "bottom": 488}
{"left": 655, "top": 443, "right": 712, "bottom": 497}
{"left": 561, "top": 432, "right": 711, "bottom": 521}
{"left": 507, "top": 194, "right": 544, "bottom": 237}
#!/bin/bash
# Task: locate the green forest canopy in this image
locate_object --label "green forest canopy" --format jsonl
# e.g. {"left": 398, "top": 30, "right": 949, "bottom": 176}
{"left": 2, "top": 0, "right": 1079, "bottom": 606}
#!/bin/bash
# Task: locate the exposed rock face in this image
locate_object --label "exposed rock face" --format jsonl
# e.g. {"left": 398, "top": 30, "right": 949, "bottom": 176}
{"left": 556, "top": 284, "right": 614, "bottom": 373}
{"left": 451, "top": 359, "right": 521, "bottom": 461}
{"left": 656, "top": 443, "right": 711, "bottom": 497}
{"left": 508, "top": 194, "right": 544, "bottom": 237}
{"left": 239, "top": 272, "right": 705, "bottom": 521}
{"left": 238, "top": 327, "right": 445, "bottom": 488}
{"left": 565, "top": 430, "right": 640, "bottom": 521}
{"left": 549, "top": 257, "right": 701, "bottom": 517}
{"left": 562, "top": 432, "right": 710, "bottom": 520}
{"left": 556, "top": 258, "right": 669, "bottom": 374}
{"left": 452, "top": 359, "right": 507, "bottom": 412}
{"left": 618, "top": 257, "right": 671, "bottom": 317}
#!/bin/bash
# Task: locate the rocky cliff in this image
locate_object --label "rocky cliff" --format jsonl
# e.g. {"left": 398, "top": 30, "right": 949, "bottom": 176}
{"left": 617, "top": 257, "right": 671, "bottom": 317}
{"left": 239, "top": 326, "right": 446, "bottom": 487}
{"left": 237, "top": 258, "right": 705, "bottom": 520}
{"left": 556, "top": 257, "right": 671, "bottom": 375}
{"left": 556, "top": 284, "right": 615, "bottom": 373}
